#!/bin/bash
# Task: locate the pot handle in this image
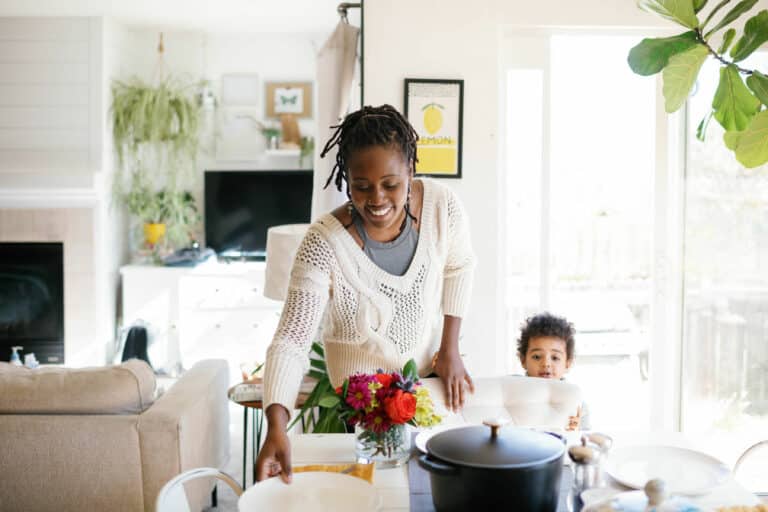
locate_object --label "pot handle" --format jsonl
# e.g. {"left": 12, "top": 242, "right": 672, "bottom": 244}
{"left": 418, "top": 454, "right": 460, "bottom": 476}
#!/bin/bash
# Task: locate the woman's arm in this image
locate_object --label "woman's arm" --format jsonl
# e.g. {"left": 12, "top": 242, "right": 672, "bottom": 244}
{"left": 432, "top": 314, "right": 474, "bottom": 412}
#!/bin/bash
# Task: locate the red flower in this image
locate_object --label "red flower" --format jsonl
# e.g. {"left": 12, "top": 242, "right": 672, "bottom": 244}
{"left": 375, "top": 372, "right": 394, "bottom": 388}
{"left": 335, "top": 386, "right": 343, "bottom": 395}
{"left": 384, "top": 389, "right": 416, "bottom": 424}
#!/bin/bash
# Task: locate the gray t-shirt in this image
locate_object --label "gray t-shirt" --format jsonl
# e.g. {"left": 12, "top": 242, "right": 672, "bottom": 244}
{"left": 352, "top": 212, "right": 418, "bottom": 276}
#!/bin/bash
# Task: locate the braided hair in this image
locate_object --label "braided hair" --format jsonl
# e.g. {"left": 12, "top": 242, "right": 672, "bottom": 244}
{"left": 320, "top": 105, "right": 419, "bottom": 203}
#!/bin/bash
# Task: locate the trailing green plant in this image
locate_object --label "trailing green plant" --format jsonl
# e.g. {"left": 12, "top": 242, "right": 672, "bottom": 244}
{"left": 628, "top": 0, "right": 768, "bottom": 168}
{"left": 288, "top": 342, "right": 347, "bottom": 433}
{"left": 111, "top": 76, "right": 202, "bottom": 174}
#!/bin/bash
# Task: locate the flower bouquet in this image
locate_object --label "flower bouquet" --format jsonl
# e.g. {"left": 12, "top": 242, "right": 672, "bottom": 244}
{"left": 318, "top": 359, "right": 442, "bottom": 468}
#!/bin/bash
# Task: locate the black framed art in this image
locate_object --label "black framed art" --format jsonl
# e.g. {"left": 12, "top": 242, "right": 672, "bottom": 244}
{"left": 404, "top": 78, "right": 464, "bottom": 178}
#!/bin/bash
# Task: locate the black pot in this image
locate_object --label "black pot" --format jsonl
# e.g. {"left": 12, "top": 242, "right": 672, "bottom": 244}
{"left": 418, "top": 421, "right": 566, "bottom": 512}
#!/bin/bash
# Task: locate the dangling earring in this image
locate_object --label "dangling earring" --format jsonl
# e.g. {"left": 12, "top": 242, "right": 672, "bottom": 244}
{"left": 347, "top": 201, "right": 354, "bottom": 216}
{"left": 404, "top": 182, "right": 416, "bottom": 222}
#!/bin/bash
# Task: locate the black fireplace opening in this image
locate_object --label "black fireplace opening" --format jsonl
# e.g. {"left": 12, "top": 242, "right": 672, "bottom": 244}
{"left": 0, "top": 242, "right": 64, "bottom": 364}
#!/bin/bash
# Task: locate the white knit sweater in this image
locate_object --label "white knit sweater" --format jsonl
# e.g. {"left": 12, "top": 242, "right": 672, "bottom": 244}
{"left": 263, "top": 179, "right": 476, "bottom": 412}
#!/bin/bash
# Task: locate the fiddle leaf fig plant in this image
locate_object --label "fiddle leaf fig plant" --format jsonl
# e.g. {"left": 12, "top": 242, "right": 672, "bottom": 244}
{"left": 629, "top": 0, "right": 768, "bottom": 168}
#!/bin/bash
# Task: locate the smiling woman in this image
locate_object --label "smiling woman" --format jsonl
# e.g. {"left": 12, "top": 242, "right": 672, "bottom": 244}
{"left": 256, "top": 104, "right": 477, "bottom": 484}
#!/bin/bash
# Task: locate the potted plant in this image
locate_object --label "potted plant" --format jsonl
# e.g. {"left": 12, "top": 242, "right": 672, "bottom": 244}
{"left": 122, "top": 171, "right": 199, "bottom": 248}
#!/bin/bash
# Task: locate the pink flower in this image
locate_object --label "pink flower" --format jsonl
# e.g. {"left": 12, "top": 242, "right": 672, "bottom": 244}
{"left": 362, "top": 410, "right": 391, "bottom": 433}
{"left": 346, "top": 380, "right": 372, "bottom": 410}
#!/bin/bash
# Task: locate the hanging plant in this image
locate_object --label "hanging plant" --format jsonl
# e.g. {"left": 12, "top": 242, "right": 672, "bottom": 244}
{"left": 111, "top": 76, "right": 202, "bottom": 178}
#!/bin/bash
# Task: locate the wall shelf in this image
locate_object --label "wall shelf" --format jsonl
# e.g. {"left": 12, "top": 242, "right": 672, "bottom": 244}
{"left": 264, "top": 148, "right": 300, "bottom": 157}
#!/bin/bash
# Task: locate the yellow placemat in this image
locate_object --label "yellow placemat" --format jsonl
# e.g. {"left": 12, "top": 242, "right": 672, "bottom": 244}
{"left": 293, "top": 463, "right": 375, "bottom": 484}
{"left": 717, "top": 506, "right": 768, "bottom": 512}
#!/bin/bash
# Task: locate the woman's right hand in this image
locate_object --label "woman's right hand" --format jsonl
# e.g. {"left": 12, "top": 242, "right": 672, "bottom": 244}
{"left": 255, "top": 405, "right": 292, "bottom": 483}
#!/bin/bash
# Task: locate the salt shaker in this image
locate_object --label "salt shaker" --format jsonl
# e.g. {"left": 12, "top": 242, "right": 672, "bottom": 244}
{"left": 568, "top": 433, "right": 613, "bottom": 512}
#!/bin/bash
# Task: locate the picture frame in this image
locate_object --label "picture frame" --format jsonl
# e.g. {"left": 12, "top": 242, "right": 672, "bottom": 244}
{"left": 404, "top": 78, "right": 464, "bottom": 178}
{"left": 265, "top": 81, "right": 313, "bottom": 118}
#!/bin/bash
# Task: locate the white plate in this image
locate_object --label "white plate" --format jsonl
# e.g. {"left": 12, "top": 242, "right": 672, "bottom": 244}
{"left": 414, "top": 424, "right": 467, "bottom": 453}
{"left": 604, "top": 445, "right": 730, "bottom": 495}
{"left": 238, "top": 472, "right": 381, "bottom": 512}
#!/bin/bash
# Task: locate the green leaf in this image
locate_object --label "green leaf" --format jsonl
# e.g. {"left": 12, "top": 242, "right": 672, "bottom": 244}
{"left": 627, "top": 31, "right": 700, "bottom": 76}
{"left": 717, "top": 28, "right": 737, "bottom": 53}
{"left": 702, "top": 0, "right": 733, "bottom": 32}
{"left": 723, "top": 110, "right": 768, "bottom": 167}
{"left": 341, "top": 379, "right": 349, "bottom": 399}
{"left": 638, "top": 0, "right": 700, "bottom": 28}
{"left": 308, "top": 369, "right": 326, "bottom": 381}
{"left": 311, "top": 342, "right": 325, "bottom": 358}
{"left": 729, "top": 10, "right": 768, "bottom": 62}
{"left": 696, "top": 110, "right": 714, "bottom": 140}
{"left": 318, "top": 393, "right": 341, "bottom": 408}
{"left": 694, "top": 0, "right": 708, "bottom": 12}
{"left": 662, "top": 45, "right": 710, "bottom": 112}
{"left": 746, "top": 71, "right": 768, "bottom": 105}
{"left": 403, "top": 359, "right": 418, "bottom": 381}
{"left": 310, "top": 358, "right": 326, "bottom": 371}
{"left": 712, "top": 65, "right": 761, "bottom": 130}
{"left": 704, "top": 0, "right": 759, "bottom": 37}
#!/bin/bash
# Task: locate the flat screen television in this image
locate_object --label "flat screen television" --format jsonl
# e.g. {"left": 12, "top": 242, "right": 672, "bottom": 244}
{"left": 205, "top": 170, "right": 313, "bottom": 260}
{"left": 0, "top": 242, "right": 64, "bottom": 363}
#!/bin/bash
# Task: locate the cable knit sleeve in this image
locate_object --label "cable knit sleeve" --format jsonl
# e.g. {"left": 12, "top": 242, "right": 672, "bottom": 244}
{"left": 263, "top": 227, "right": 332, "bottom": 412}
{"left": 441, "top": 188, "right": 476, "bottom": 318}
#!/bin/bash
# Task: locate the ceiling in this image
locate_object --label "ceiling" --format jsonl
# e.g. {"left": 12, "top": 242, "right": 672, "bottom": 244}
{"left": 0, "top": 0, "right": 356, "bottom": 34}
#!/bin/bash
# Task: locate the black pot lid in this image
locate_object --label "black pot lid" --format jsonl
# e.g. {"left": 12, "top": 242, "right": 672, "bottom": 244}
{"left": 426, "top": 423, "right": 565, "bottom": 469}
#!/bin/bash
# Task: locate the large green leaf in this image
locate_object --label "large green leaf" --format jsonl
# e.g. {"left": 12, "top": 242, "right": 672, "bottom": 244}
{"left": 723, "top": 110, "right": 768, "bottom": 167}
{"left": 403, "top": 359, "right": 418, "bottom": 381}
{"left": 628, "top": 31, "right": 700, "bottom": 76}
{"left": 717, "top": 28, "right": 737, "bottom": 53}
{"left": 663, "top": 45, "right": 710, "bottom": 112}
{"left": 704, "top": 0, "right": 759, "bottom": 37}
{"left": 638, "top": 0, "right": 700, "bottom": 28}
{"left": 730, "top": 10, "right": 768, "bottom": 61}
{"left": 712, "top": 65, "right": 761, "bottom": 130}
{"left": 746, "top": 71, "right": 768, "bottom": 105}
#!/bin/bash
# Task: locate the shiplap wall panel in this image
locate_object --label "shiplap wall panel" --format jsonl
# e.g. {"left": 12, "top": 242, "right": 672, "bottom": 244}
{"left": 0, "top": 85, "right": 89, "bottom": 106}
{"left": 0, "top": 107, "right": 88, "bottom": 128}
{"left": 0, "top": 17, "right": 95, "bottom": 174}
{"left": 0, "top": 150, "right": 89, "bottom": 172}
{"left": 0, "top": 18, "right": 89, "bottom": 41}
{"left": 0, "top": 128, "right": 89, "bottom": 149}
{"left": 0, "top": 41, "right": 89, "bottom": 62}
{"left": 0, "top": 62, "right": 89, "bottom": 84}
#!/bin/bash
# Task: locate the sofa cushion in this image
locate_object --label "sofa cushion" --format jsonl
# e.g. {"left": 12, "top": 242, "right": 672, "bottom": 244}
{"left": 0, "top": 359, "right": 156, "bottom": 414}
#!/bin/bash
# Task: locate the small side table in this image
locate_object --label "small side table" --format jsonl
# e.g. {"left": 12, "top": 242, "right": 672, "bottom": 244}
{"left": 227, "top": 376, "right": 315, "bottom": 487}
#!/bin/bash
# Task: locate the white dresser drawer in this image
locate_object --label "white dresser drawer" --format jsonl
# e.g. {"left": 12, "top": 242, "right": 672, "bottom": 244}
{"left": 179, "top": 275, "right": 270, "bottom": 310}
{"left": 179, "top": 308, "right": 281, "bottom": 354}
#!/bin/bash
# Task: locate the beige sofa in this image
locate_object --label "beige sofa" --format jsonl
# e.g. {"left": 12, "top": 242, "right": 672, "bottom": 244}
{"left": 0, "top": 359, "right": 230, "bottom": 512}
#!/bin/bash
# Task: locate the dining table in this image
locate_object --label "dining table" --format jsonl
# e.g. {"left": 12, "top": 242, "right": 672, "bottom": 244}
{"left": 237, "top": 428, "right": 762, "bottom": 512}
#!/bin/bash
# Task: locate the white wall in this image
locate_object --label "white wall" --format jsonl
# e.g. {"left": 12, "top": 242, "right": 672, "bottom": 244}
{"left": 363, "top": 0, "right": 667, "bottom": 377}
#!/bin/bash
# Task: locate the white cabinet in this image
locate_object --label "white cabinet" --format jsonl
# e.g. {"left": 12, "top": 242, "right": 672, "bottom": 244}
{"left": 120, "top": 261, "right": 282, "bottom": 373}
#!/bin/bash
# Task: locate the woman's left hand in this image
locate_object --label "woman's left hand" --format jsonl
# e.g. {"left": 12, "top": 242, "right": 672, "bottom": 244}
{"left": 433, "top": 348, "right": 474, "bottom": 412}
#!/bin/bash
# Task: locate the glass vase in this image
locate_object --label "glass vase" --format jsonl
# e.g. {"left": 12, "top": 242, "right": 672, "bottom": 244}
{"left": 355, "top": 423, "right": 410, "bottom": 468}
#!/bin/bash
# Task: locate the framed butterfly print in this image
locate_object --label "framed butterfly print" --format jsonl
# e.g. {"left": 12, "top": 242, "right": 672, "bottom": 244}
{"left": 265, "top": 81, "right": 313, "bottom": 118}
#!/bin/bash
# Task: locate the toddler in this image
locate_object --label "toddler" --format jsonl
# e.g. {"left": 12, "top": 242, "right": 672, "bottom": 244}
{"left": 517, "top": 312, "right": 590, "bottom": 430}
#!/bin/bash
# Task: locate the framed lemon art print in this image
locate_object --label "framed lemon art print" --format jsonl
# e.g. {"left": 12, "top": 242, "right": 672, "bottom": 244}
{"left": 404, "top": 78, "right": 463, "bottom": 178}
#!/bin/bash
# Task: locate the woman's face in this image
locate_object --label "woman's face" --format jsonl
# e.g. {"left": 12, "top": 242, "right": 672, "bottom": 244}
{"left": 347, "top": 145, "right": 412, "bottom": 232}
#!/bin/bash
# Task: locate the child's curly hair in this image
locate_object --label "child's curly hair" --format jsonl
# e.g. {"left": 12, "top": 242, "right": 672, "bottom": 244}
{"left": 517, "top": 313, "right": 576, "bottom": 360}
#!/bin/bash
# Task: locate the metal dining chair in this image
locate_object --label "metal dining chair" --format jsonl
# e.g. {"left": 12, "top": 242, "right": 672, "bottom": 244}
{"left": 156, "top": 467, "right": 243, "bottom": 512}
{"left": 733, "top": 440, "right": 768, "bottom": 499}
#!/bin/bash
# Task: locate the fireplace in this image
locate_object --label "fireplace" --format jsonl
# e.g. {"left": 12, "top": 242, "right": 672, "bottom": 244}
{"left": 0, "top": 242, "right": 64, "bottom": 363}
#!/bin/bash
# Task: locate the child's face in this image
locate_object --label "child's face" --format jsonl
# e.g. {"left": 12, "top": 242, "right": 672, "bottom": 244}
{"left": 520, "top": 336, "right": 572, "bottom": 379}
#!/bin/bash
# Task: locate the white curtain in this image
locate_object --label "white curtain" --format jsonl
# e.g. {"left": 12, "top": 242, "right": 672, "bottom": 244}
{"left": 311, "top": 21, "right": 360, "bottom": 221}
